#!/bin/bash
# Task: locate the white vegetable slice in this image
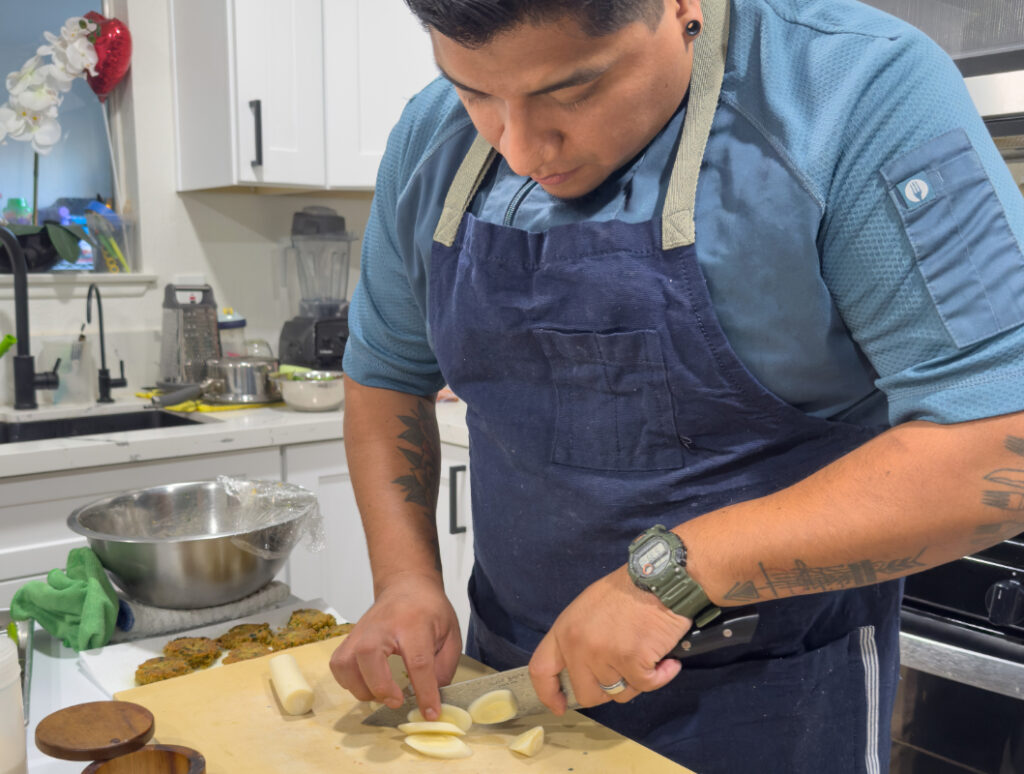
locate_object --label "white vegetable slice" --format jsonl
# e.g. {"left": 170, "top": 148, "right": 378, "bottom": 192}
{"left": 467, "top": 688, "right": 518, "bottom": 724}
{"left": 407, "top": 703, "right": 473, "bottom": 732}
{"left": 404, "top": 733, "right": 473, "bottom": 759}
{"left": 397, "top": 721, "right": 466, "bottom": 736}
{"left": 268, "top": 653, "right": 314, "bottom": 715}
{"left": 508, "top": 725, "right": 545, "bottom": 757}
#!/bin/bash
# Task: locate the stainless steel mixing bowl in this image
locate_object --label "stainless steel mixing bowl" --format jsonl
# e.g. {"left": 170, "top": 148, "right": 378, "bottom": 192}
{"left": 67, "top": 480, "right": 313, "bottom": 609}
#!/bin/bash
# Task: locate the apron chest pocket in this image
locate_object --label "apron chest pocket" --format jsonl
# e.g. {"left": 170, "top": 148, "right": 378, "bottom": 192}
{"left": 535, "top": 328, "right": 684, "bottom": 471}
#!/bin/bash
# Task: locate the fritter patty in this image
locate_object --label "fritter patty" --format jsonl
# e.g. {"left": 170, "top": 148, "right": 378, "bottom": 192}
{"left": 271, "top": 626, "right": 321, "bottom": 650}
{"left": 135, "top": 656, "right": 193, "bottom": 685}
{"left": 322, "top": 622, "right": 355, "bottom": 639}
{"left": 163, "top": 636, "right": 222, "bottom": 668}
{"left": 223, "top": 642, "right": 273, "bottom": 664}
{"left": 287, "top": 608, "right": 336, "bottom": 632}
{"left": 216, "top": 622, "right": 273, "bottom": 649}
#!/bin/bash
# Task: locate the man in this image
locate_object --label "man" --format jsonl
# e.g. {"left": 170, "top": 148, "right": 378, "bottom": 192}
{"left": 330, "top": 1, "right": 1024, "bottom": 770}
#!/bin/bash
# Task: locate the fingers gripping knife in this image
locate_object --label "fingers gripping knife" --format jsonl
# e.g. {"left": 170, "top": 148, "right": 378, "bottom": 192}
{"left": 362, "top": 607, "right": 759, "bottom": 726}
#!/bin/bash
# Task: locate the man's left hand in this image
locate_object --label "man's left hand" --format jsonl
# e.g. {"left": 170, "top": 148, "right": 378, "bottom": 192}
{"left": 529, "top": 566, "right": 693, "bottom": 713}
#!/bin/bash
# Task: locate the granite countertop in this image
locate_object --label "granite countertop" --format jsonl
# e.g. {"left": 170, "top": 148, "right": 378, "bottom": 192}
{"left": 0, "top": 393, "right": 469, "bottom": 479}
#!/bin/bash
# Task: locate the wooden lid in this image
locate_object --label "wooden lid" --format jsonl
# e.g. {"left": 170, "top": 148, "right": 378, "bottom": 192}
{"left": 35, "top": 701, "right": 155, "bottom": 761}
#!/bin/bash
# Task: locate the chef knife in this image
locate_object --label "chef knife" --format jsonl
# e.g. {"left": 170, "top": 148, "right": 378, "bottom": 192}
{"left": 362, "top": 606, "right": 758, "bottom": 726}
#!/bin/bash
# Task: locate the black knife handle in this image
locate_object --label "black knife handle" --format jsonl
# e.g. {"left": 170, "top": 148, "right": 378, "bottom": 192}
{"left": 667, "top": 607, "right": 759, "bottom": 659}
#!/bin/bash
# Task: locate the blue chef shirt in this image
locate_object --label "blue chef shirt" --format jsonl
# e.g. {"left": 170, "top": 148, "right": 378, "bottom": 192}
{"left": 344, "top": 0, "right": 1024, "bottom": 427}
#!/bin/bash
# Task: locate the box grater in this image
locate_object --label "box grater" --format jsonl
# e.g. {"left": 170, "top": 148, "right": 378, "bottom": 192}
{"left": 159, "top": 284, "right": 221, "bottom": 387}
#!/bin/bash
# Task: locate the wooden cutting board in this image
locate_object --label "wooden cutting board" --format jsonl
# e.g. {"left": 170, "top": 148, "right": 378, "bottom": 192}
{"left": 116, "top": 636, "right": 695, "bottom": 773}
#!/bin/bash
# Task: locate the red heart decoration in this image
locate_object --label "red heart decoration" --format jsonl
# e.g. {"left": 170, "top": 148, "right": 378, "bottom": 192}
{"left": 84, "top": 11, "right": 132, "bottom": 103}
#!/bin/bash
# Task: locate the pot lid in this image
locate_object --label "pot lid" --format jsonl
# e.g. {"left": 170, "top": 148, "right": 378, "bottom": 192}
{"left": 35, "top": 701, "right": 154, "bottom": 761}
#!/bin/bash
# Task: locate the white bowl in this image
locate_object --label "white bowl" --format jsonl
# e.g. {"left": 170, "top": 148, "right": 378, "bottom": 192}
{"left": 273, "top": 371, "right": 345, "bottom": 412}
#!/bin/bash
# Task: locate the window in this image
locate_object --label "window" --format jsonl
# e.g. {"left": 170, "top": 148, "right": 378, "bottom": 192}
{"left": 0, "top": 1, "right": 118, "bottom": 272}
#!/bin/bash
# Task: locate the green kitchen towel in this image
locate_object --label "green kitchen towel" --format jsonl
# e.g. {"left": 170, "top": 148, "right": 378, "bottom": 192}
{"left": 11, "top": 547, "right": 119, "bottom": 651}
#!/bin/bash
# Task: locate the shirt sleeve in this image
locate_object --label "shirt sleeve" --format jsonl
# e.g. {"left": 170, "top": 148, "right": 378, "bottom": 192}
{"left": 343, "top": 83, "right": 453, "bottom": 396}
{"left": 820, "top": 27, "right": 1024, "bottom": 425}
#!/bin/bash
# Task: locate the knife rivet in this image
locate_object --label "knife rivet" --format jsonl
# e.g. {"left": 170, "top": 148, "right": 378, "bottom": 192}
{"left": 681, "top": 641, "right": 692, "bottom": 650}
{"left": 723, "top": 628, "right": 733, "bottom": 638}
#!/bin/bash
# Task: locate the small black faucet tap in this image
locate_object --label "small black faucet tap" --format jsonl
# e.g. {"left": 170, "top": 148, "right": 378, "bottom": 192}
{"left": 86, "top": 283, "right": 127, "bottom": 403}
{"left": 0, "top": 225, "right": 59, "bottom": 409}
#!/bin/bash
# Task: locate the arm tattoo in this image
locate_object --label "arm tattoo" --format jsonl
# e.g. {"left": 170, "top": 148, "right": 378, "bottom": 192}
{"left": 723, "top": 550, "right": 927, "bottom": 602}
{"left": 390, "top": 399, "right": 443, "bottom": 570}
{"left": 973, "top": 435, "right": 1024, "bottom": 545}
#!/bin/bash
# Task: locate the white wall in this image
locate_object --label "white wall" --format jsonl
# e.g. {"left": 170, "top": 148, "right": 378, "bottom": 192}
{"left": 0, "top": 0, "right": 373, "bottom": 407}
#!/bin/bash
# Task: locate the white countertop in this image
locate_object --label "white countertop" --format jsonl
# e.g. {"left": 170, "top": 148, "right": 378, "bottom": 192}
{"left": 0, "top": 395, "right": 469, "bottom": 479}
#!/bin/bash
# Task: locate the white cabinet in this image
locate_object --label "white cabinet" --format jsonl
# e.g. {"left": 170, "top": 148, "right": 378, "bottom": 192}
{"left": 171, "top": 0, "right": 437, "bottom": 192}
{"left": 282, "top": 440, "right": 373, "bottom": 621}
{"left": 171, "top": 0, "right": 325, "bottom": 190}
{"left": 437, "top": 443, "right": 474, "bottom": 639}
{"left": 282, "top": 439, "right": 474, "bottom": 637}
{"left": 0, "top": 448, "right": 281, "bottom": 610}
{"left": 323, "top": 0, "right": 439, "bottom": 188}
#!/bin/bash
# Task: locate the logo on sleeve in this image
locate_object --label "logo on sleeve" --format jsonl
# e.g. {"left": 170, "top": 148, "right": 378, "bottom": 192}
{"left": 898, "top": 172, "right": 938, "bottom": 209}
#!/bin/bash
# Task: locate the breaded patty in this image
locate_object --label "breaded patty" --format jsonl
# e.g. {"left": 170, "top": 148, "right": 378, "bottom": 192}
{"left": 322, "top": 622, "right": 355, "bottom": 639}
{"left": 271, "top": 626, "right": 321, "bottom": 650}
{"left": 164, "top": 636, "right": 222, "bottom": 668}
{"left": 216, "top": 622, "right": 273, "bottom": 649}
{"left": 135, "top": 656, "right": 193, "bottom": 685}
{"left": 223, "top": 642, "right": 273, "bottom": 664}
{"left": 287, "top": 608, "right": 336, "bottom": 632}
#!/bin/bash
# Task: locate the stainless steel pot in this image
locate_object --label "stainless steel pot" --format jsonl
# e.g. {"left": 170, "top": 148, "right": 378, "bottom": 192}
{"left": 152, "top": 357, "right": 281, "bottom": 407}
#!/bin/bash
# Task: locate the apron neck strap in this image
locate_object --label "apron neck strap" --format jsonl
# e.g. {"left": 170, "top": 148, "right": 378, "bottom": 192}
{"left": 433, "top": 0, "right": 731, "bottom": 250}
{"left": 663, "top": 0, "right": 730, "bottom": 249}
{"left": 434, "top": 135, "right": 497, "bottom": 247}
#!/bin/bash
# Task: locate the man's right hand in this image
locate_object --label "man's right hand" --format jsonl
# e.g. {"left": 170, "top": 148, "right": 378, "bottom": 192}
{"left": 329, "top": 570, "right": 462, "bottom": 721}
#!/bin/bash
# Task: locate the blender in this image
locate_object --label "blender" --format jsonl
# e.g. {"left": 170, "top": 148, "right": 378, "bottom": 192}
{"left": 278, "top": 206, "right": 358, "bottom": 370}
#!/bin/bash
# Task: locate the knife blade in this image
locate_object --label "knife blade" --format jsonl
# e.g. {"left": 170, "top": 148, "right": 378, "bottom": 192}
{"left": 362, "top": 606, "right": 758, "bottom": 726}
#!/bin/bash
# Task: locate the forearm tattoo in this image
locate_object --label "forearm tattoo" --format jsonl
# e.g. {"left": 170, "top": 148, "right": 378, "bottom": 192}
{"left": 723, "top": 551, "right": 927, "bottom": 602}
{"left": 391, "top": 399, "right": 442, "bottom": 569}
{"left": 726, "top": 434, "right": 1024, "bottom": 601}
{"left": 974, "top": 434, "right": 1024, "bottom": 545}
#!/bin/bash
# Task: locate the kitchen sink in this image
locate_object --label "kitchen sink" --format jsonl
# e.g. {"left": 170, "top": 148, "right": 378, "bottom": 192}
{"left": 0, "top": 410, "right": 206, "bottom": 444}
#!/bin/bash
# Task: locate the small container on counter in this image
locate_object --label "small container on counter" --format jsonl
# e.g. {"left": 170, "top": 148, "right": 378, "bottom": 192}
{"left": 217, "top": 308, "right": 247, "bottom": 358}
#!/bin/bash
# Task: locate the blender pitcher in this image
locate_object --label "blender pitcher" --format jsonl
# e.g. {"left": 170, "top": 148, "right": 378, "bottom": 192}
{"left": 279, "top": 206, "right": 358, "bottom": 369}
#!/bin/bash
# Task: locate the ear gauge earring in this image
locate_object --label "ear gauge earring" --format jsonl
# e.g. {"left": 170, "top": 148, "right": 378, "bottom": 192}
{"left": 685, "top": 19, "right": 702, "bottom": 37}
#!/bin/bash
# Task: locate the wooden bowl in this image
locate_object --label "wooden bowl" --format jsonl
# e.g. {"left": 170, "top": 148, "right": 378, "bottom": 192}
{"left": 81, "top": 744, "right": 205, "bottom": 774}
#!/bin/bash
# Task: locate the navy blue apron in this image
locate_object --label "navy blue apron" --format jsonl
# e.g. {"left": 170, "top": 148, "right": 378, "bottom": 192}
{"left": 426, "top": 4, "right": 900, "bottom": 771}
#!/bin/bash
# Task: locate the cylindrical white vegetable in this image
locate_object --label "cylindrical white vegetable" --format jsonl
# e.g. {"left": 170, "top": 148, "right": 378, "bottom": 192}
{"left": 269, "top": 653, "right": 314, "bottom": 715}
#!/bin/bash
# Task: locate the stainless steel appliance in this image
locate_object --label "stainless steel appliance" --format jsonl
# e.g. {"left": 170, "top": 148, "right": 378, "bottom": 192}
{"left": 278, "top": 207, "right": 358, "bottom": 370}
{"left": 158, "top": 284, "right": 221, "bottom": 389}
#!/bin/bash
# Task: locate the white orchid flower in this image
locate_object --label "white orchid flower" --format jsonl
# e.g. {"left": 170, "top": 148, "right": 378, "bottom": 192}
{"left": 59, "top": 17, "right": 97, "bottom": 44}
{"left": 9, "top": 68, "right": 60, "bottom": 112}
{"left": 5, "top": 54, "right": 46, "bottom": 96}
{"left": 3, "top": 101, "right": 62, "bottom": 153}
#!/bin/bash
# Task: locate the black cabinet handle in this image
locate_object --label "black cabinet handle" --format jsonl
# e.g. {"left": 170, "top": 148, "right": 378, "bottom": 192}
{"left": 249, "top": 99, "right": 263, "bottom": 168}
{"left": 449, "top": 464, "right": 467, "bottom": 535}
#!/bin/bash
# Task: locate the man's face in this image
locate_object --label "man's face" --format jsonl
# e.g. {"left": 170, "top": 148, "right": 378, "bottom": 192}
{"left": 431, "top": 0, "right": 699, "bottom": 199}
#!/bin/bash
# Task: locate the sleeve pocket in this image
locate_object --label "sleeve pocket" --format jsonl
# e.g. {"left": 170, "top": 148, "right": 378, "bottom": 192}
{"left": 880, "top": 128, "right": 1024, "bottom": 348}
{"left": 534, "top": 328, "right": 684, "bottom": 471}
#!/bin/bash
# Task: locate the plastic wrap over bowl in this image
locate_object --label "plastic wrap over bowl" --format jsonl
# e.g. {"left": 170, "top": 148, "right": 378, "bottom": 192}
{"left": 67, "top": 477, "right": 323, "bottom": 609}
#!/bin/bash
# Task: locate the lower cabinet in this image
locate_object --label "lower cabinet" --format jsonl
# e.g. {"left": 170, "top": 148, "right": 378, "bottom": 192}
{"left": 0, "top": 448, "right": 282, "bottom": 610}
{"left": 282, "top": 440, "right": 475, "bottom": 638}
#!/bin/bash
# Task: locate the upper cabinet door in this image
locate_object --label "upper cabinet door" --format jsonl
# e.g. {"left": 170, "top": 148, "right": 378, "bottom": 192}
{"left": 172, "top": 0, "right": 325, "bottom": 190}
{"left": 234, "top": 0, "right": 326, "bottom": 186}
{"left": 323, "top": 0, "right": 439, "bottom": 189}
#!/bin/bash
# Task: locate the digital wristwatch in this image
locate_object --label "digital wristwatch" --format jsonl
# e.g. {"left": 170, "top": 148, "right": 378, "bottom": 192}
{"left": 627, "top": 524, "right": 721, "bottom": 627}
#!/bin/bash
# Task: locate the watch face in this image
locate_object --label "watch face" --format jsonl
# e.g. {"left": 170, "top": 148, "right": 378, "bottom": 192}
{"left": 630, "top": 535, "right": 679, "bottom": 583}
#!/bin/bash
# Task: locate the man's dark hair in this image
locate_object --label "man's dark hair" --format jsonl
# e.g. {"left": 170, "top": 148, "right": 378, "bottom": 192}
{"left": 403, "top": 0, "right": 666, "bottom": 47}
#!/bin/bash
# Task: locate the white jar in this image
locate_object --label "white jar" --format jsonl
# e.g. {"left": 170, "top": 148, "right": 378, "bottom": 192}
{"left": 0, "top": 636, "right": 26, "bottom": 774}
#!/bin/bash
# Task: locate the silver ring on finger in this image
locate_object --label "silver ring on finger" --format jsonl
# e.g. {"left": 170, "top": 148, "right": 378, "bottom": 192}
{"left": 598, "top": 677, "right": 628, "bottom": 696}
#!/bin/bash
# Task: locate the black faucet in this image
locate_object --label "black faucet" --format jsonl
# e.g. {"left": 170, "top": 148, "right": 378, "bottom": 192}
{"left": 86, "top": 283, "right": 127, "bottom": 403}
{"left": 0, "top": 225, "right": 59, "bottom": 409}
